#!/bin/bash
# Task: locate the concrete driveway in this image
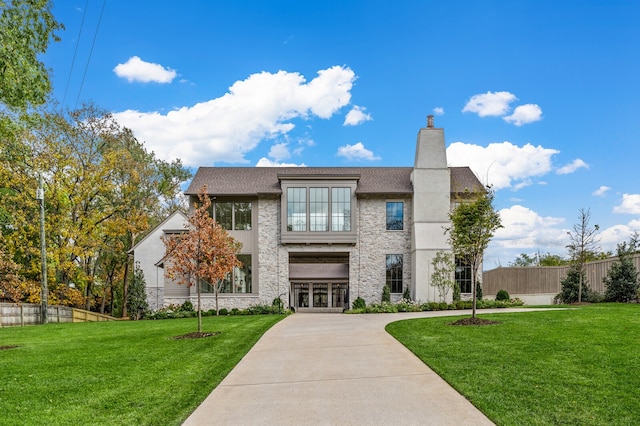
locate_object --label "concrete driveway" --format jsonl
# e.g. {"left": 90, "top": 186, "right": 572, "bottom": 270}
{"left": 182, "top": 310, "right": 523, "bottom": 425}
{"left": 184, "top": 309, "right": 524, "bottom": 425}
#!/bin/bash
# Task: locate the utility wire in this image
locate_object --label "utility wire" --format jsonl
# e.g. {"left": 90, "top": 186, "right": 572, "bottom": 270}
{"left": 75, "top": 0, "right": 107, "bottom": 109}
{"left": 62, "top": 0, "right": 88, "bottom": 106}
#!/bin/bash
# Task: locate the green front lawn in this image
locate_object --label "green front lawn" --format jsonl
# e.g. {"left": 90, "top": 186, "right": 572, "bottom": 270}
{"left": 0, "top": 315, "right": 283, "bottom": 425}
{"left": 387, "top": 304, "right": 640, "bottom": 426}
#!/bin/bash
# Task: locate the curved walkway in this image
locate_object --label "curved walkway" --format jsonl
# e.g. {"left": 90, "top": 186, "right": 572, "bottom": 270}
{"left": 184, "top": 309, "right": 545, "bottom": 425}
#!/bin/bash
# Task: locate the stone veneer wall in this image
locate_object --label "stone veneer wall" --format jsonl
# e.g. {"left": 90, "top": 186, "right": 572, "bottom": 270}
{"left": 257, "top": 196, "right": 284, "bottom": 307}
{"left": 152, "top": 195, "right": 414, "bottom": 311}
{"left": 145, "top": 287, "right": 164, "bottom": 311}
{"left": 355, "top": 195, "right": 412, "bottom": 306}
{"left": 257, "top": 195, "right": 413, "bottom": 309}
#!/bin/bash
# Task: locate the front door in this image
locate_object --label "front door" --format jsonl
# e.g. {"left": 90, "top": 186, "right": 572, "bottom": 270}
{"left": 291, "top": 282, "right": 348, "bottom": 312}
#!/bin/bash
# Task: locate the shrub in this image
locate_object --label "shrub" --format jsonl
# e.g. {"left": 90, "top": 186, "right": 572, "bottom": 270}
{"left": 452, "top": 282, "right": 461, "bottom": 302}
{"left": 181, "top": 300, "right": 194, "bottom": 312}
{"left": 230, "top": 308, "right": 240, "bottom": 315}
{"left": 272, "top": 297, "right": 284, "bottom": 313}
{"left": 402, "top": 286, "right": 411, "bottom": 301}
{"left": 218, "top": 308, "right": 228, "bottom": 316}
{"left": 381, "top": 285, "right": 391, "bottom": 303}
{"left": 127, "top": 264, "right": 149, "bottom": 320}
{"left": 556, "top": 266, "right": 591, "bottom": 304}
{"left": 604, "top": 236, "right": 640, "bottom": 303}
{"left": 352, "top": 297, "right": 366, "bottom": 310}
{"left": 496, "top": 289, "right": 510, "bottom": 301}
{"left": 396, "top": 298, "right": 421, "bottom": 312}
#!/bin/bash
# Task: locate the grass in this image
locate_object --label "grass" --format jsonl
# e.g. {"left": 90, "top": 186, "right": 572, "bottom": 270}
{"left": 387, "top": 304, "right": 640, "bottom": 426}
{"left": 0, "top": 314, "right": 284, "bottom": 425}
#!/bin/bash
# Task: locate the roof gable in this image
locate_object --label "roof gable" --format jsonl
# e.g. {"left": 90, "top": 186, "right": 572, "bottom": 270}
{"left": 128, "top": 210, "right": 188, "bottom": 254}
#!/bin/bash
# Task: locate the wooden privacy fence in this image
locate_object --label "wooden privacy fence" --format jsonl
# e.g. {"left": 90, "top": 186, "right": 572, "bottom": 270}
{"left": 483, "top": 253, "right": 640, "bottom": 297}
{"left": 0, "top": 303, "right": 119, "bottom": 327}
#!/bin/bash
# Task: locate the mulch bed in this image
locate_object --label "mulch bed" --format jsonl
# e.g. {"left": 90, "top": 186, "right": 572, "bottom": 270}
{"left": 0, "top": 345, "right": 19, "bottom": 350}
{"left": 449, "top": 317, "right": 501, "bottom": 326}
{"left": 170, "top": 332, "right": 220, "bottom": 340}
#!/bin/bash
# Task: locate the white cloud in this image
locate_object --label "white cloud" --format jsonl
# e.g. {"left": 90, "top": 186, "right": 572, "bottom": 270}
{"left": 268, "top": 142, "right": 290, "bottom": 161}
{"left": 462, "top": 91, "right": 516, "bottom": 117}
{"left": 446, "top": 141, "right": 559, "bottom": 190}
{"left": 113, "top": 66, "right": 357, "bottom": 166}
{"left": 484, "top": 204, "right": 568, "bottom": 267}
{"left": 113, "top": 56, "right": 177, "bottom": 83}
{"left": 613, "top": 194, "right": 640, "bottom": 214}
{"left": 343, "top": 105, "right": 372, "bottom": 126}
{"left": 336, "top": 142, "right": 381, "bottom": 161}
{"left": 597, "top": 220, "right": 640, "bottom": 254}
{"left": 493, "top": 205, "right": 566, "bottom": 247}
{"left": 593, "top": 186, "right": 611, "bottom": 197}
{"left": 556, "top": 158, "right": 589, "bottom": 174}
{"left": 503, "top": 104, "right": 543, "bottom": 126}
{"left": 433, "top": 107, "right": 444, "bottom": 116}
{"left": 255, "top": 158, "right": 306, "bottom": 167}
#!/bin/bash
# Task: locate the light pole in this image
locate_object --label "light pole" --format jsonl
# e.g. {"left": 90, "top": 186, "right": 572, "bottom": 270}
{"left": 36, "top": 174, "right": 48, "bottom": 324}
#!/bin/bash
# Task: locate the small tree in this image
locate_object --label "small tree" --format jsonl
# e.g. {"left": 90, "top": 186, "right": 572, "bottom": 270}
{"left": 162, "top": 186, "right": 242, "bottom": 333}
{"left": 555, "top": 265, "right": 590, "bottom": 304}
{"left": 447, "top": 188, "right": 502, "bottom": 318}
{"left": 604, "top": 233, "right": 640, "bottom": 303}
{"left": 126, "top": 263, "right": 148, "bottom": 320}
{"left": 431, "top": 250, "right": 455, "bottom": 303}
{"left": 566, "top": 208, "right": 600, "bottom": 303}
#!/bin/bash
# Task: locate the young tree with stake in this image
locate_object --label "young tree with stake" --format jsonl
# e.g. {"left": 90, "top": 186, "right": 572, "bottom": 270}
{"left": 162, "top": 186, "right": 241, "bottom": 333}
{"left": 566, "top": 208, "right": 600, "bottom": 303}
{"left": 447, "top": 188, "right": 502, "bottom": 319}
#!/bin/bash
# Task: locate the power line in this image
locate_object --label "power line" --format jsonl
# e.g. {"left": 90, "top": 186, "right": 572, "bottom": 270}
{"left": 62, "top": 0, "right": 88, "bottom": 106}
{"left": 75, "top": 0, "right": 107, "bottom": 109}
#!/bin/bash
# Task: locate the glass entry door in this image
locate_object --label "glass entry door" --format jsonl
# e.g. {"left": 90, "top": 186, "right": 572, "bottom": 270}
{"left": 291, "top": 282, "right": 348, "bottom": 310}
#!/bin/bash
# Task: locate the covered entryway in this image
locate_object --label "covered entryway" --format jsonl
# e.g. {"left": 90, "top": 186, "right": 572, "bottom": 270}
{"left": 289, "top": 253, "right": 349, "bottom": 312}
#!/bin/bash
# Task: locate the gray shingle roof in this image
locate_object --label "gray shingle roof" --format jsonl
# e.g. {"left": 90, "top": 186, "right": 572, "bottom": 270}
{"left": 185, "top": 166, "right": 482, "bottom": 196}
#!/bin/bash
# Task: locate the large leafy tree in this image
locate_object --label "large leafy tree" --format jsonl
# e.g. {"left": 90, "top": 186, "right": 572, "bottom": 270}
{"left": 566, "top": 208, "right": 600, "bottom": 303}
{"left": 0, "top": 0, "right": 63, "bottom": 110}
{"left": 447, "top": 188, "right": 502, "bottom": 318}
{"left": 0, "top": 104, "right": 190, "bottom": 312}
{"left": 162, "top": 186, "right": 242, "bottom": 333}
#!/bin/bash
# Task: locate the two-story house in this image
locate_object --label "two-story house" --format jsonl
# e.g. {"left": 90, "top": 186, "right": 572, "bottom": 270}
{"left": 133, "top": 117, "right": 483, "bottom": 312}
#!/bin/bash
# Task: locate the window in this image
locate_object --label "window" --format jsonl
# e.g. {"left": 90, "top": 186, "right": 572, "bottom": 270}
{"left": 386, "top": 254, "right": 403, "bottom": 293}
{"left": 287, "top": 188, "right": 307, "bottom": 231}
{"left": 455, "top": 258, "right": 472, "bottom": 293}
{"left": 332, "top": 187, "right": 351, "bottom": 231}
{"left": 213, "top": 201, "right": 252, "bottom": 231}
{"left": 286, "top": 186, "right": 351, "bottom": 232}
{"left": 309, "top": 188, "right": 328, "bottom": 231}
{"left": 386, "top": 202, "right": 403, "bottom": 230}
{"left": 200, "top": 254, "right": 252, "bottom": 294}
{"left": 215, "top": 202, "right": 233, "bottom": 230}
{"left": 234, "top": 202, "right": 252, "bottom": 230}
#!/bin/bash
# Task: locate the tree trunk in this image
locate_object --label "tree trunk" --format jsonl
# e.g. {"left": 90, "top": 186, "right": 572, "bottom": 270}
{"left": 578, "top": 264, "right": 583, "bottom": 303}
{"left": 471, "top": 260, "right": 478, "bottom": 318}
{"left": 121, "top": 256, "right": 130, "bottom": 318}
{"left": 215, "top": 281, "right": 220, "bottom": 316}
{"left": 196, "top": 276, "right": 202, "bottom": 333}
{"left": 121, "top": 233, "right": 138, "bottom": 318}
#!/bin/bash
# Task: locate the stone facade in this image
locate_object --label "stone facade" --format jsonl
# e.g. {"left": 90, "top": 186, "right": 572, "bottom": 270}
{"left": 355, "top": 195, "right": 412, "bottom": 305}
{"left": 133, "top": 119, "right": 483, "bottom": 312}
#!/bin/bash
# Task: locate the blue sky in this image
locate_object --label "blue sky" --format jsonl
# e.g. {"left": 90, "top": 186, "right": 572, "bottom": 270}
{"left": 43, "top": 0, "right": 640, "bottom": 268}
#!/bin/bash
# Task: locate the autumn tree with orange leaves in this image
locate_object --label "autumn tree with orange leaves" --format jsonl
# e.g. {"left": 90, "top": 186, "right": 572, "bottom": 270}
{"left": 162, "top": 186, "right": 242, "bottom": 332}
